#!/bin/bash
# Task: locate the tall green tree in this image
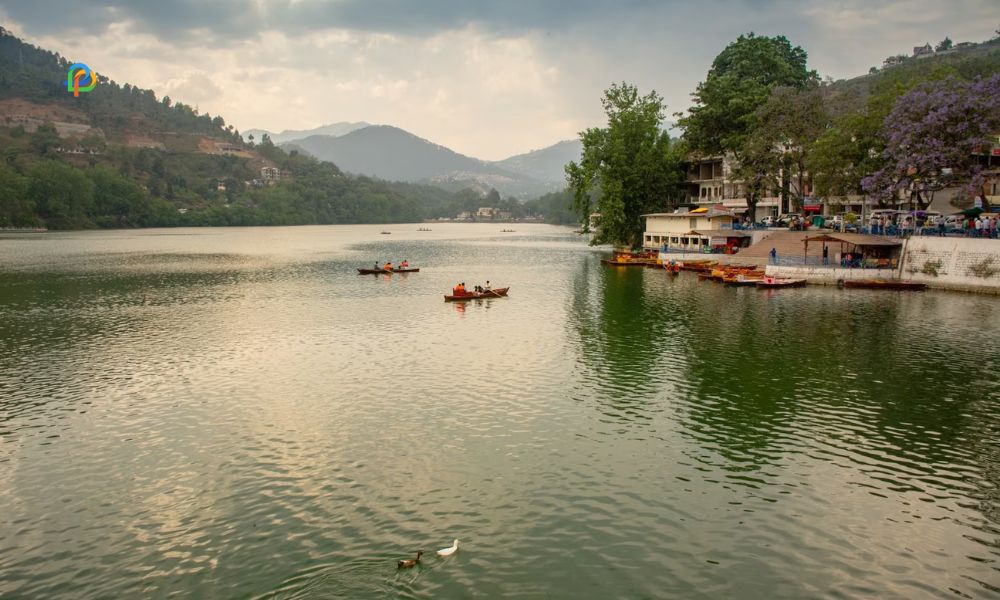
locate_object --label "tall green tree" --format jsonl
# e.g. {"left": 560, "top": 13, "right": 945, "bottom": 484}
{"left": 679, "top": 33, "right": 817, "bottom": 216}
{"left": 566, "top": 82, "right": 686, "bottom": 247}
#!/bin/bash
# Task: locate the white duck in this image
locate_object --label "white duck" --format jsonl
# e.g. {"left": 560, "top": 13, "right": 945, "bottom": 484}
{"left": 437, "top": 539, "right": 459, "bottom": 557}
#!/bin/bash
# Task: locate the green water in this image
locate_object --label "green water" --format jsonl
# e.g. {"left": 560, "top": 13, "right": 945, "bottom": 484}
{"left": 0, "top": 224, "right": 998, "bottom": 599}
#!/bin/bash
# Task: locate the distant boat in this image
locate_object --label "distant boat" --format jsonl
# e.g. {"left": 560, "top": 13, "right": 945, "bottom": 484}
{"left": 380, "top": 231, "right": 391, "bottom": 235}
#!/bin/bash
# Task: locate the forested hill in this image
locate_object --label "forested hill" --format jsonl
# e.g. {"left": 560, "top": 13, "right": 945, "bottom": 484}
{"left": 0, "top": 27, "right": 567, "bottom": 229}
{"left": 0, "top": 26, "right": 240, "bottom": 147}
{"left": 824, "top": 41, "right": 1000, "bottom": 114}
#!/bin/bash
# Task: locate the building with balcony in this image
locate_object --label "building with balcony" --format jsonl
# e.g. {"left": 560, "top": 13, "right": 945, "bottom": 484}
{"left": 685, "top": 155, "right": 782, "bottom": 221}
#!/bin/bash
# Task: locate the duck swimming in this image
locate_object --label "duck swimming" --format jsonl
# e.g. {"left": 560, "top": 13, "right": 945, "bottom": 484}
{"left": 437, "top": 540, "right": 459, "bottom": 557}
{"left": 397, "top": 551, "right": 422, "bottom": 569}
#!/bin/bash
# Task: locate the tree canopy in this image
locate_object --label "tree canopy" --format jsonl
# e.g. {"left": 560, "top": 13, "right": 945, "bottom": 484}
{"left": 680, "top": 33, "right": 817, "bottom": 155}
{"left": 862, "top": 73, "right": 1000, "bottom": 209}
{"left": 566, "top": 82, "right": 686, "bottom": 247}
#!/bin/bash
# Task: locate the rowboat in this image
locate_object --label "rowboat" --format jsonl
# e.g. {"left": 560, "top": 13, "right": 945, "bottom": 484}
{"left": 842, "top": 279, "right": 926, "bottom": 291}
{"left": 725, "top": 275, "right": 764, "bottom": 286}
{"left": 444, "top": 287, "right": 510, "bottom": 302}
{"left": 678, "top": 261, "right": 716, "bottom": 272}
{"left": 756, "top": 277, "right": 806, "bottom": 288}
{"left": 357, "top": 267, "right": 420, "bottom": 274}
{"left": 602, "top": 259, "right": 649, "bottom": 267}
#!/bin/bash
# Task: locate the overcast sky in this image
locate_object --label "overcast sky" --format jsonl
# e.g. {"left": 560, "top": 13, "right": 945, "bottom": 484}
{"left": 0, "top": 0, "right": 996, "bottom": 160}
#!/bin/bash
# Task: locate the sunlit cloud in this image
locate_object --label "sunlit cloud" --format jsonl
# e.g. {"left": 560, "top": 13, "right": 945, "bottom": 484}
{"left": 0, "top": 0, "right": 994, "bottom": 159}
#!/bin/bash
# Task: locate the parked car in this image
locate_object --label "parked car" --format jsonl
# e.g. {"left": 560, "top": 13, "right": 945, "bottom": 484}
{"left": 759, "top": 215, "right": 778, "bottom": 227}
{"left": 777, "top": 213, "right": 801, "bottom": 227}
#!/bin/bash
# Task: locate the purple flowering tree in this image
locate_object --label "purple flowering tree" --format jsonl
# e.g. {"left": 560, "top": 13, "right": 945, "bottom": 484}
{"left": 862, "top": 74, "right": 1000, "bottom": 209}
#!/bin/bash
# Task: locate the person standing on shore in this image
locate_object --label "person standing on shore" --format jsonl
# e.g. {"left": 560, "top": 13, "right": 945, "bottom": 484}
{"left": 770, "top": 247, "right": 777, "bottom": 265}
{"left": 822, "top": 246, "right": 829, "bottom": 265}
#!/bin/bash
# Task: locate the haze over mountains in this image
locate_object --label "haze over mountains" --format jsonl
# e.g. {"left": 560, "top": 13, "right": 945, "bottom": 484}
{"left": 244, "top": 122, "right": 370, "bottom": 145}
{"left": 247, "top": 122, "right": 583, "bottom": 198}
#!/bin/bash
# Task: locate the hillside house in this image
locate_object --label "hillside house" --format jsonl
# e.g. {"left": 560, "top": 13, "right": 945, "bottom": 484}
{"left": 261, "top": 166, "right": 281, "bottom": 183}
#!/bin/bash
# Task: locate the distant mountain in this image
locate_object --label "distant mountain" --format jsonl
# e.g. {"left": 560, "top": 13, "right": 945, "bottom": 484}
{"left": 244, "top": 121, "right": 370, "bottom": 145}
{"left": 290, "top": 124, "right": 523, "bottom": 179}
{"left": 285, "top": 125, "right": 583, "bottom": 198}
{"left": 494, "top": 139, "right": 582, "bottom": 184}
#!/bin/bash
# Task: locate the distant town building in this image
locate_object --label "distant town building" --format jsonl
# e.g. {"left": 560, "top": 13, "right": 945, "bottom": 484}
{"left": 882, "top": 55, "right": 906, "bottom": 68}
{"left": 912, "top": 43, "right": 933, "bottom": 58}
{"left": 260, "top": 166, "right": 281, "bottom": 183}
{"left": 476, "top": 207, "right": 495, "bottom": 218}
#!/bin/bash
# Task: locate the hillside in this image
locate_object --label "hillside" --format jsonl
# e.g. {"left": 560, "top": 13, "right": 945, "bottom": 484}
{"left": 0, "top": 27, "right": 508, "bottom": 229}
{"left": 823, "top": 39, "right": 1000, "bottom": 116}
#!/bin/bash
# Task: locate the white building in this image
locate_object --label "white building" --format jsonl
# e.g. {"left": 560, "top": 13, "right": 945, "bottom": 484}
{"left": 642, "top": 208, "right": 742, "bottom": 251}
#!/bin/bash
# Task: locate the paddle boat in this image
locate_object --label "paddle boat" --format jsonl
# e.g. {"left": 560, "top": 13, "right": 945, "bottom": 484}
{"left": 357, "top": 267, "right": 420, "bottom": 274}
{"left": 444, "top": 287, "right": 510, "bottom": 302}
{"left": 756, "top": 276, "right": 807, "bottom": 288}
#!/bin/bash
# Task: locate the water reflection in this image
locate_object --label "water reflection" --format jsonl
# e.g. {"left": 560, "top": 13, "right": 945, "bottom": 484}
{"left": 568, "top": 263, "right": 1000, "bottom": 594}
{"left": 1, "top": 226, "right": 998, "bottom": 599}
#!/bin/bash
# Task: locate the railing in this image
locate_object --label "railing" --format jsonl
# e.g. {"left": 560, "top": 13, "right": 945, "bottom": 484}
{"left": 768, "top": 256, "right": 898, "bottom": 269}
{"left": 659, "top": 246, "right": 724, "bottom": 255}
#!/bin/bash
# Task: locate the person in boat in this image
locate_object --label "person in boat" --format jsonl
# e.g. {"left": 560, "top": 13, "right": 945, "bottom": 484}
{"left": 383, "top": 261, "right": 393, "bottom": 271}
{"left": 400, "top": 259, "right": 409, "bottom": 268}
{"left": 453, "top": 282, "right": 466, "bottom": 296}
{"left": 484, "top": 281, "right": 491, "bottom": 291}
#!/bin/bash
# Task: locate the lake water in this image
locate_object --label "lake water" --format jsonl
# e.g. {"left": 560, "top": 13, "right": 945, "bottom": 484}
{"left": 0, "top": 224, "right": 998, "bottom": 599}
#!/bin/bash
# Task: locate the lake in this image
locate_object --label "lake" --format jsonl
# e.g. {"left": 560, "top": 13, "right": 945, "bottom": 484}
{"left": 0, "top": 224, "right": 998, "bottom": 598}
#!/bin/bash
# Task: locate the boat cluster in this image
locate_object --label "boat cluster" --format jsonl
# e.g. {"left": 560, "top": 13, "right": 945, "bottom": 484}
{"left": 651, "top": 259, "right": 927, "bottom": 291}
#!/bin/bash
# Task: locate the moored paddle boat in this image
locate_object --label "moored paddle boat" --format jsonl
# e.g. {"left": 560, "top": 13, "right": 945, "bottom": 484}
{"left": 756, "top": 276, "right": 806, "bottom": 288}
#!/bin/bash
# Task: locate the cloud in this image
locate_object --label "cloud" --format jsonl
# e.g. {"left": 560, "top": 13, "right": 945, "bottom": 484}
{"left": 0, "top": 0, "right": 672, "bottom": 41}
{"left": 0, "top": 0, "right": 996, "bottom": 159}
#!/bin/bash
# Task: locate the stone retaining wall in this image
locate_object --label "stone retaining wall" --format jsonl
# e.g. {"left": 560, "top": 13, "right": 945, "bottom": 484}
{"left": 900, "top": 237, "right": 1000, "bottom": 294}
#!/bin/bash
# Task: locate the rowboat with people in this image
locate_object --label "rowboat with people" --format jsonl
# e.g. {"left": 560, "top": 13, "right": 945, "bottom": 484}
{"left": 357, "top": 267, "right": 420, "bottom": 274}
{"left": 444, "top": 287, "right": 510, "bottom": 302}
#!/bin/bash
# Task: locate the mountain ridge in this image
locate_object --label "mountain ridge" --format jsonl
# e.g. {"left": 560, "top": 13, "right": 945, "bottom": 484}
{"left": 283, "top": 125, "right": 580, "bottom": 198}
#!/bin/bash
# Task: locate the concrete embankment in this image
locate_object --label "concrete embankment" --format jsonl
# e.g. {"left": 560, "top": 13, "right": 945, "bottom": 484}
{"left": 898, "top": 237, "right": 1000, "bottom": 294}
{"left": 764, "top": 237, "right": 1000, "bottom": 295}
{"left": 658, "top": 233, "right": 1000, "bottom": 294}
